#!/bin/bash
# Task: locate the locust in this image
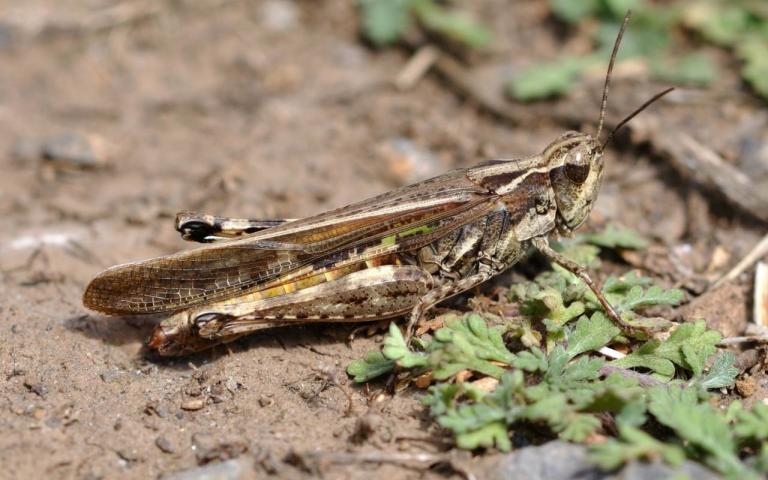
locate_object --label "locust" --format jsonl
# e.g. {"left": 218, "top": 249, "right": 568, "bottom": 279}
{"left": 83, "top": 12, "right": 672, "bottom": 356}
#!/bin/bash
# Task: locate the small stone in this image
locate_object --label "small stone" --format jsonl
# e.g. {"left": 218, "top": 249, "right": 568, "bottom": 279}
{"left": 100, "top": 369, "right": 123, "bottom": 383}
{"left": 376, "top": 138, "right": 442, "bottom": 185}
{"left": 41, "top": 132, "right": 110, "bottom": 169}
{"left": 191, "top": 433, "right": 248, "bottom": 464}
{"left": 736, "top": 349, "right": 760, "bottom": 372}
{"left": 44, "top": 415, "right": 62, "bottom": 429}
{"left": 473, "top": 440, "right": 720, "bottom": 480}
{"left": 116, "top": 448, "right": 141, "bottom": 463}
{"left": 155, "top": 405, "right": 169, "bottom": 418}
{"left": 27, "top": 405, "right": 45, "bottom": 420}
{"left": 181, "top": 399, "right": 205, "bottom": 411}
{"left": 258, "top": 396, "right": 273, "bottom": 408}
{"left": 259, "top": 0, "right": 298, "bottom": 32}
{"left": 413, "top": 372, "right": 433, "bottom": 389}
{"left": 225, "top": 377, "right": 240, "bottom": 394}
{"left": 736, "top": 376, "right": 757, "bottom": 397}
{"left": 156, "top": 436, "right": 176, "bottom": 454}
{"left": 210, "top": 383, "right": 225, "bottom": 397}
{"left": 470, "top": 376, "right": 500, "bottom": 393}
{"left": 185, "top": 385, "right": 203, "bottom": 397}
{"left": 160, "top": 458, "right": 245, "bottom": 480}
{"left": 192, "top": 369, "right": 211, "bottom": 384}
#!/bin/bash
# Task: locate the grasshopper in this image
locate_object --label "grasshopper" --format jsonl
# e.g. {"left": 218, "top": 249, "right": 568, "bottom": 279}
{"left": 83, "top": 12, "right": 672, "bottom": 356}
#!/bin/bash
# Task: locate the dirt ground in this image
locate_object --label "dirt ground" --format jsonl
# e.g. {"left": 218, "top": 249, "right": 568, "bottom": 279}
{"left": 1, "top": 1, "right": 766, "bottom": 479}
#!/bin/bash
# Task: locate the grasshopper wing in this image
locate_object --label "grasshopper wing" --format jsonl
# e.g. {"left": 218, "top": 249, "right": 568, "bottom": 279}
{"left": 83, "top": 169, "right": 497, "bottom": 315}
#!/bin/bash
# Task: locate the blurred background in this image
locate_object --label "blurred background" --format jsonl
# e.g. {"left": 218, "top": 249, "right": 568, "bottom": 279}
{"left": 1, "top": 1, "right": 767, "bottom": 478}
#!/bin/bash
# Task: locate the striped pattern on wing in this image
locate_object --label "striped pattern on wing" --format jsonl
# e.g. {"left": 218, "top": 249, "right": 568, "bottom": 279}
{"left": 83, "top": 169, "right": 495, "bottom": 314}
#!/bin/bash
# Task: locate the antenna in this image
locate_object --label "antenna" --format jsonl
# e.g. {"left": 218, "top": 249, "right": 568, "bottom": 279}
{"left": 595, "top": 10, "right": 632, "bottom": 140}
{"left": 601, "top": 87, "right": 675, "bottom": 150}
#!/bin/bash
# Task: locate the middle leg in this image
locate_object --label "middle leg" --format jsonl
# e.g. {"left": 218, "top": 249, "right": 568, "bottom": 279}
{"left": 403, "top": 270, "right": 492, "bottom": 343}
{"left": 404, "top": 211, "right": 509, "bottom": 341}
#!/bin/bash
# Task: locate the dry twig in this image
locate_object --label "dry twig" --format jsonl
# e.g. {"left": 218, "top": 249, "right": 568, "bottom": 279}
{"left": 714, "top": 233, "right": 768, "bottom": 288}
{"left": 718, "top": 335, "right": 768, "bottom": 346}
{"left": 395, "top": 45, "right": 440, "bottom": 90}
{"left": 599, "top": 365, "right": 666, "bottom": 387}
{"left": 755, "top": 262, "right": 767, "bottom": 327}
{"left": 632, "top": 117, "right": 768, "bottom": 224}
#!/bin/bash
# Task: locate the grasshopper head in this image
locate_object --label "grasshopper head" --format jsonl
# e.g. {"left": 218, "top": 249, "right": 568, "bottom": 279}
{"left": 545, "top": 132, "right": 604, "bottom": 234}
{"left": 543, "top": 10, "right": 673, "bottom": 236}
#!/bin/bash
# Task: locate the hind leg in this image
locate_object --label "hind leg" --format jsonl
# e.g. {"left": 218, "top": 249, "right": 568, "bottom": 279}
{"left": 190, "top": 265, "right": 435, "bottom": 340}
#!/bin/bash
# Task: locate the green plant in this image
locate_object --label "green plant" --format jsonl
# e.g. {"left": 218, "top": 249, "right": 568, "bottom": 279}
{"left": 358, "top": 0, "right": 491, "bottom": 48}
{"left": 509, "top": 0, "right": 768, "bottom": 101}
{"left": 347, "top": 224, "right": 761, "bottom": 478}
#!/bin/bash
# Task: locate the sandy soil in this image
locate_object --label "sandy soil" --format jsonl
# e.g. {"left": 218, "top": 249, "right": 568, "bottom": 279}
{"left": 1, "top": 1, "right": 765, "bottom": 479}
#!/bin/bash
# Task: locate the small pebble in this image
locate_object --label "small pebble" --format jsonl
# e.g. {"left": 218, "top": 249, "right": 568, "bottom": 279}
{"left": 155, "top": 405, "right": 169, "bottom": 419}
{"left": 376, "top": 138, "right": 442, "bottom": 185}
{"left": 181, "top": 399, "right": 205, "bottom": 411}
{"left": 259, "top": 0, "right": 298, "bottom": 32}
{"left": 41, "top": 132, "right": 110, "bottom": 169}
{"left": 28, "top": 406, "right": 45, "bottom": 420}
{"left": 185, "top": 385, "right": 203, "bottom": 397}
{"left": 44, "top": 416, "right": 61, "bottom": 429}
{"left": 100, "top": 369, "right": 123, "bottom": 384}
{"left": 736, "top": 376, "right": 757, "bottom": 398}
{"left": 225, "top": 377, "right": 239, "bottom": 394}
{"left": 156, "top": 436, "right": 176, "bottom": 454}
{"left": 160, "top": 458, "right": 245, "bottom": 480}
{"left": 116, "top": 448, "right": 141, "bottom": 463}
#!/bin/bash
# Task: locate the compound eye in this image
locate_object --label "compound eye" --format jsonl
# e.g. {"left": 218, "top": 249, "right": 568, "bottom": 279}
{"left": 564, "top": 149, "right": 591, "bottom": 184}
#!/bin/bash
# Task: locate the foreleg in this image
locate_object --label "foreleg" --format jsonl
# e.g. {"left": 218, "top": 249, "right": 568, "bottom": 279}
{"left": 531, "top": 236, "right": 631, "bottom": 329}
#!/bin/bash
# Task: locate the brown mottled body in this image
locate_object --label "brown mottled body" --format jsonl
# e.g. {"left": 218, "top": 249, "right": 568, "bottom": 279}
{"left": 82, "top": 12, "right": 672, "bottom": 355}
{"left": 83, "top": 132, "right": 596, "bottom": 356}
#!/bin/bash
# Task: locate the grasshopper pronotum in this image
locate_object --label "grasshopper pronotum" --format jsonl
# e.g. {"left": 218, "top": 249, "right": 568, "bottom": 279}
{"left": 83, "top": 12, "right": 672, "bottom": 356}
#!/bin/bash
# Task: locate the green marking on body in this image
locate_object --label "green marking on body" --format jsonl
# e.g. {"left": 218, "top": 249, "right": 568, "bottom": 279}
{"left": 381, "top": 225, "right": 433, "bottom": 246}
